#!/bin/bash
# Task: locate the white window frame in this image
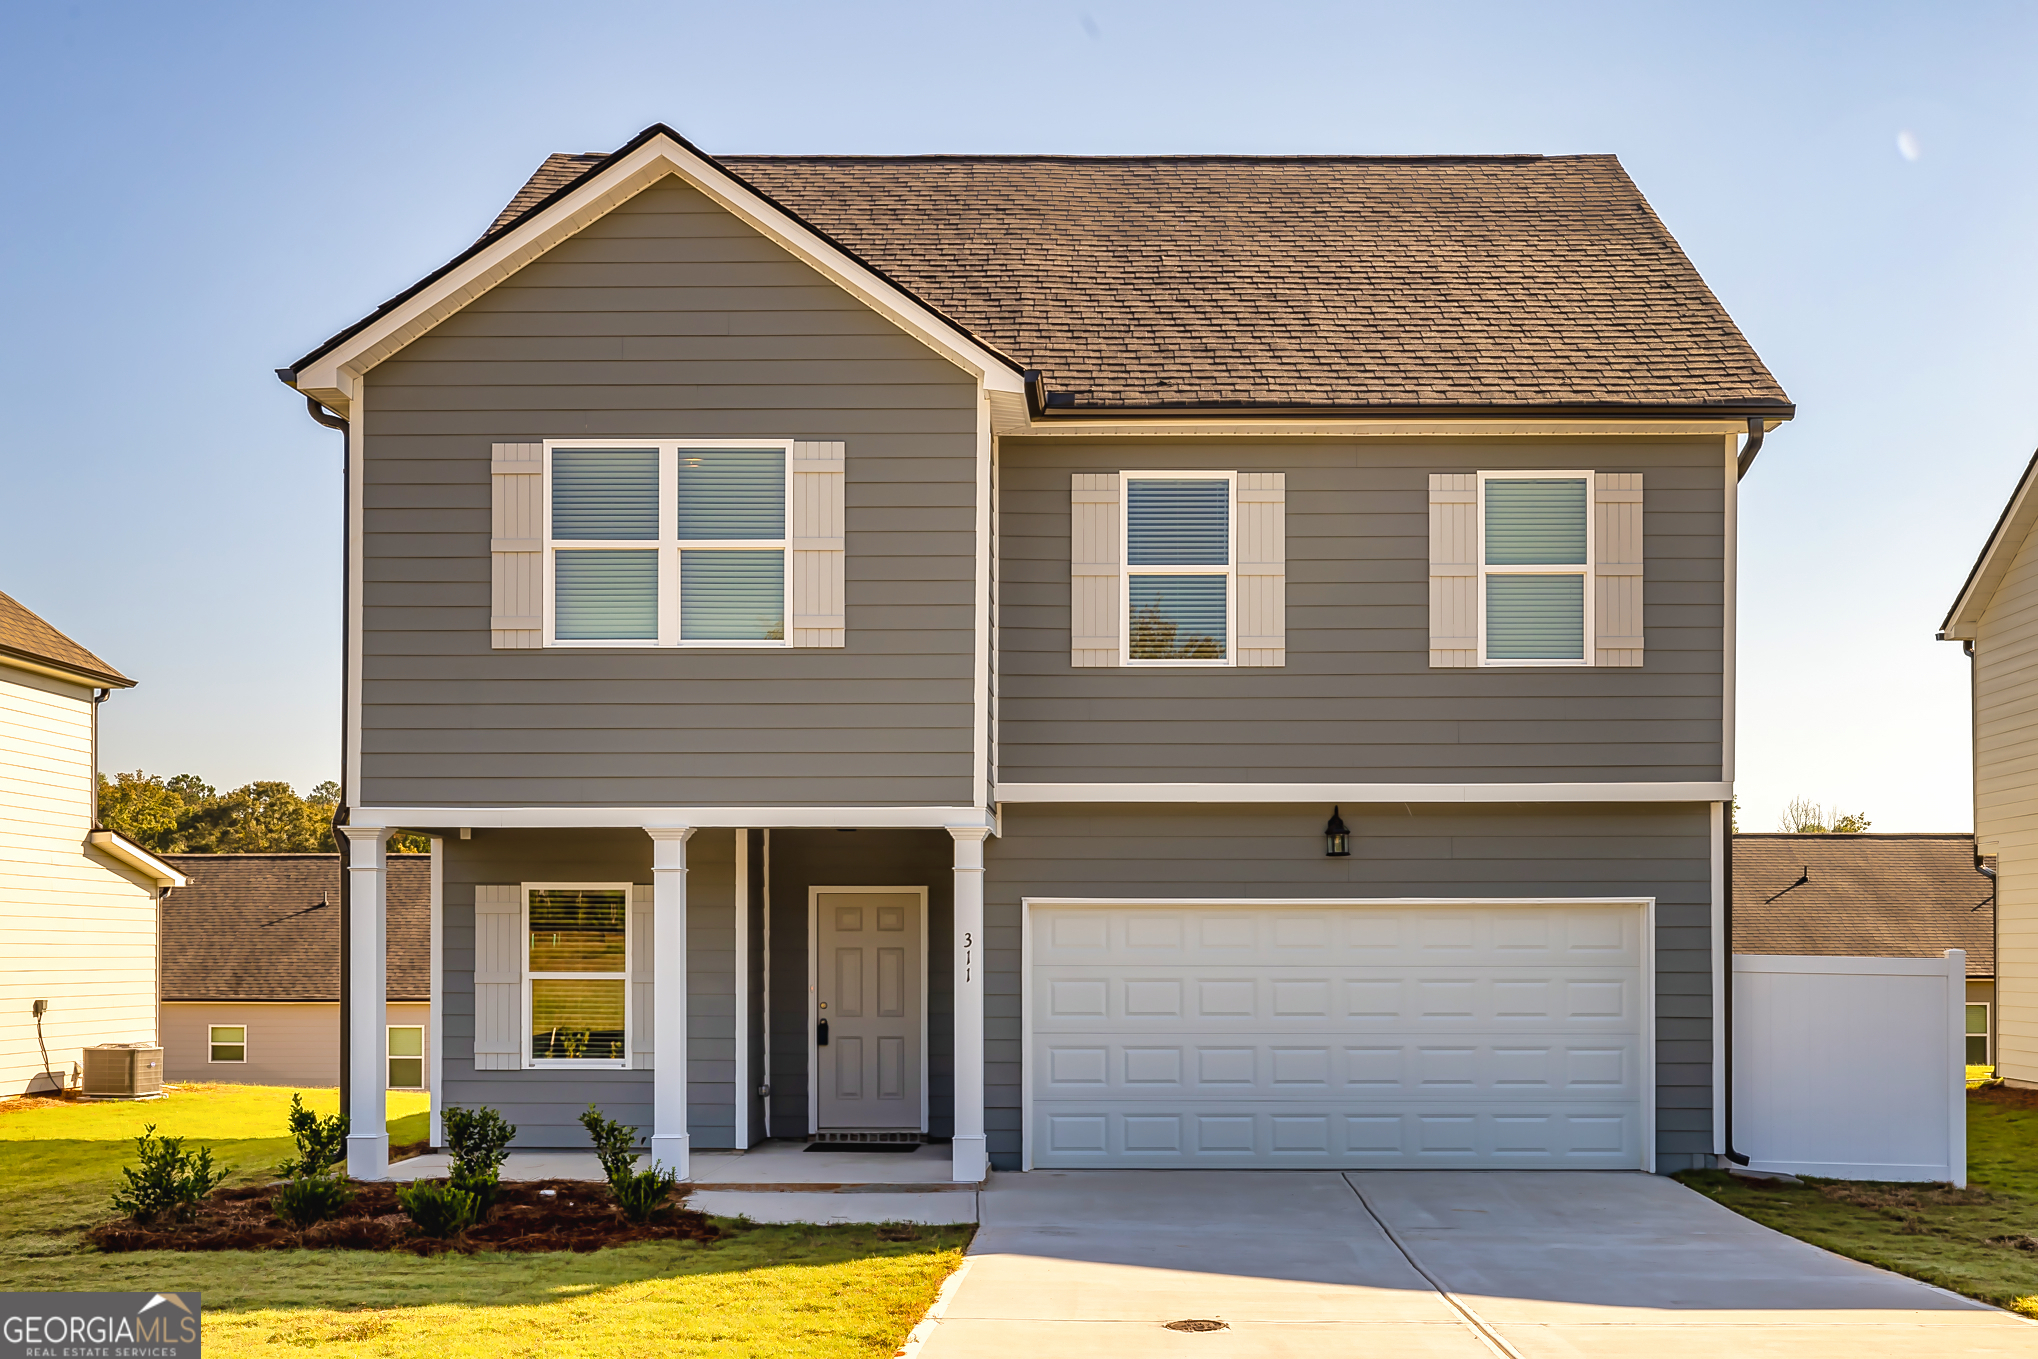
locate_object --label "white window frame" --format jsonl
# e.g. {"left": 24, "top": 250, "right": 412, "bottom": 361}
{"left": 522, "top": 880, "right": 633, "bottom": 1070}
{"left": 208, "top": 1023, "right": 247, "bottom": 1064}
{"left": 1476, "top": 469, "right": 1596, "bottom": 668}
{"left": 1967, "top": 1000, "right": 1991, "bottom": 1066}
{"left": 1120, "top": 469, "right": 1236, "bottom": 668}
{"left": 386, "top": 1024, "right": 426, "bottom": 1090}
{"left": 543, "top": 438, "right": 793, "bottom": 649}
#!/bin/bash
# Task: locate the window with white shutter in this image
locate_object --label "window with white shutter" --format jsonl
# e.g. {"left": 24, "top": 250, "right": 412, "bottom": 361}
{"left": 524, "top": 883, "right": 631, "bottom": 1068}
{"left": 505, "top": 439, "right": 846, "bottom": 648}
{"left": 1125, "top": 472, "right": 1233, "bottom": 666}
{"left": 1427, "top": 470, "right": 1644, "bottom": 668}
{"left": 472, "top": 885, "right": 523, "bottom": 1071}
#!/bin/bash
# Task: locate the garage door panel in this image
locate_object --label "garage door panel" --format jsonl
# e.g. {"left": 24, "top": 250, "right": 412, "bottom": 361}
{"left": 1037, "top": 1035, "right": 1641, "bottom": 1099}
{"left": 1030, "top": 902, "right": 1648, "bottom": 1169}
{"left": 1031, "top": 1104, "right": 1642, "bottom": 1168}
{"left": 1034, "top": 904, "right": 1640, "bottom": 969}
{"left": 1034, "top": 970, "right": 1641, "bottom": 1029}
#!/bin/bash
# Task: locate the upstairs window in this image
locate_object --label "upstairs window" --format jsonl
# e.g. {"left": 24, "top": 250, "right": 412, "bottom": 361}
{"left": 1479, "top": 473, "right": 1592, "bottom": 665}
{"left": 1125, "top": 474, "right": 1233, "bottom": 664}
{"left": 546, "top": 441, "right": 788, "bottom": 646}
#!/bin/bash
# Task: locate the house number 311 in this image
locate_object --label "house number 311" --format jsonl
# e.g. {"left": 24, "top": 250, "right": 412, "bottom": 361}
{"left": 963, "top": 931, "right": 972, "bottom": 983}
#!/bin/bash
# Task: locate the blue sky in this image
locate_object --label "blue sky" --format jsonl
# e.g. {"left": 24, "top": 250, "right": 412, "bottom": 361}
{"left": 2, "top": 1, "right": 2033, "bottom": 831}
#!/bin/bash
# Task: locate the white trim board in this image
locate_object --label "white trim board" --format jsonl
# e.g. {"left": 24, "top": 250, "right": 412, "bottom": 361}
{"left": 85, "top": 830, "right": 188, "bottom": 886}
{"left": 1018, "top": 894, "right": 1658, "bottom": 1174}
{"left": 289, "top": 127, "right": 1024, "bottom": 415}
{"left": 994, "top": 782, "right": 1730, "bottom": 804}
{"left": 350, "top": 806, "right": 997, "bottom": 830}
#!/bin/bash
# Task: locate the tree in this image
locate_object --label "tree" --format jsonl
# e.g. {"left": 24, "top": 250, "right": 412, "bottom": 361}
{"left": 1778, "top": 796, "right": 1871, "bottom": 835}
{"left": 96, "top": 771, "right": 426, "bottom": 853}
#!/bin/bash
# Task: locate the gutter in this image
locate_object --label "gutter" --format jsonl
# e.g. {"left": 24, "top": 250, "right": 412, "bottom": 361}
{"left": 1013, "top": 390, "right": 1797, "bottom": 425}
{"left": 284, "top": 377, "right": 355, "bottom": 1118}
{"left": 1721, "top": 826, "right": 1750, "bottom": 1166}
{"left": 1735, "top": 417, "right": 1767, "bottom": 479}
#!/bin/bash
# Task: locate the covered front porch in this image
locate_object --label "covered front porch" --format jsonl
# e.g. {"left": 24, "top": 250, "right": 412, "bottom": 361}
{"left": 335, "top": 818, "right": 991, "bottom": 1184}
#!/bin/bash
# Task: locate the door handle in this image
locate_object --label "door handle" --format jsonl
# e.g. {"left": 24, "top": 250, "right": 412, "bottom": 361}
{"left": 817, "top": 1018, "right": 829, "bottom": 1046}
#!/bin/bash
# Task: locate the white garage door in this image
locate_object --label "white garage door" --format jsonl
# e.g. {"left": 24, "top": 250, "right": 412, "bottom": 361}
{"left": 1028, "top": 901, "right": 1649, "bottom": 1169}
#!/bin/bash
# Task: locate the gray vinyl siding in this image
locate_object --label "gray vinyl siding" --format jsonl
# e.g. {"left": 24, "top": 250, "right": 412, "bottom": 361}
{"left": 438, "top": 828, "right": 737, "bottom": 1149}
{"left": 997, "top": 436, "right": 1723, "bottom": 784}
{"left": 359, "top": 176, "right": 979, "bottom": 809}
{"left": 760, "top": 829, "right": 956, "bottom": 1140}
{"left": 983, "top": 803, "right": 1716, "bottom": 1174}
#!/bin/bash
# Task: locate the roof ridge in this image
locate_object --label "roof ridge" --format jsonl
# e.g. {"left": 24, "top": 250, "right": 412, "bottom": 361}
{"left": 717, "top": 152, "right": 1562, "bottom": 164}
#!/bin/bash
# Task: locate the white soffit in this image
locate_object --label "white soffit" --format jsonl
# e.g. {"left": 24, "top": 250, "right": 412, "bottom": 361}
{"left": 290, "top": 132, "right": 1025, "bottom": 415}
{"left": 86, "top": 830, "right": 187, "bottom": 887}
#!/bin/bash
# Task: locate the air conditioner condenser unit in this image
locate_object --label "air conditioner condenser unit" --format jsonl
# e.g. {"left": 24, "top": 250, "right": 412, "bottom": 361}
{"left": 81, "top": 1043, "right": 164, "bottom": 1100}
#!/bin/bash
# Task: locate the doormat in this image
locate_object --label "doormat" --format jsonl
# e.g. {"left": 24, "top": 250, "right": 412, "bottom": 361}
{"left": 805, "top": 1142, "right": 922, "bottom": 1153}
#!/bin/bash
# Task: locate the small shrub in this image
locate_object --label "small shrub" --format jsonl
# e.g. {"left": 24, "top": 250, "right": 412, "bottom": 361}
{"left": 272, "top": 1169, "right": 355, "bottom": 1228}
{"left": 449, "top": 1166, "right": 499, "bottom": 1216}
{"left": 443, "top": 1105, "right": 516, "bottom": 1180}
{"left": 274, "top": 1093, "right": 349, "bottom": 1179}
{"left": 396, "top": 1180, "right": 480, "bottom": 1237}
{"left": 110, "top": 1125, "right": 232, "bottom": 1224}
{"left": 579, "top": 1104, "right": 676, "bottom": 1223}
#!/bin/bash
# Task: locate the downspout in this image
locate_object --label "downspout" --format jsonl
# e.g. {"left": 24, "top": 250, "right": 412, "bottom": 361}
{"left": 1969, "top": 638, "right": 1997, "bottom": 1064}
{"left": 1721, "top": 824, "right": 1749, "bottom": 1165}
{"left": 1735, "top": 417, "right": 1767, "bottom": 480}
{"left": 287, "top": 378, "right": 353, "bottom": 1116}
{"left": 90, "top": 688, "right": 109, "bottom": 827}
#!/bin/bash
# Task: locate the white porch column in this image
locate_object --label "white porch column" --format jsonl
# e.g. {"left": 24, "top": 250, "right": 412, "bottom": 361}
{"left": 949, "top": 826, "right": 990, "bottom": 1182}
{"left": 646, "top": 827, "right": 694, "bottom": 1179}
{"left": 342, "top": 825, "right": 392, "bottom": 1180}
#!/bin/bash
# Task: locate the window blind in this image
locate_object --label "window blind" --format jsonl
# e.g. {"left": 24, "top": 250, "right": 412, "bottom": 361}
{"left": 1485, "top": 478, "right": 1586, "bottom": 564}
{"left": 552, "top": 448, "right": 658, "bottom": 539}
{"left": 1130, "top": 575, "right": 1227, "bottom": 660}
{"left": 1128, "top": 479, "right": 1229, "bottom": 563}
{"left": 554, "top": 550, "right": 657, "bottom": 640}
{"left": 675, "top": 448, "right": 785, "bottom": 539}
{"left": 682, "top": 550, "right": 785, "bottom": 641}
{"left": 1486, "top": 574, "right": 1585, "bottom": 660}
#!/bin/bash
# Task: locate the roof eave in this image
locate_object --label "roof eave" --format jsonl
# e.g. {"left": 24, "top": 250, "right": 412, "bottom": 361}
{"left": 1941, "top": 447, "right": 2038, "bottom": 641}
{"left": 0, "top": 645, "right": 134, "bottom": 690}
{"left": 87, "top": 831, "right": 187, "bottom": 887}
{"left": 282, "top": 123, "right": 1025, "bottom": 415}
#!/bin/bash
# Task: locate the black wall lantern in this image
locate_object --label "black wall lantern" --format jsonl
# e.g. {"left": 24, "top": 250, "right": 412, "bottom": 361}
{"left": 1323, "top": 806, "right": 1351, "bottom": 857}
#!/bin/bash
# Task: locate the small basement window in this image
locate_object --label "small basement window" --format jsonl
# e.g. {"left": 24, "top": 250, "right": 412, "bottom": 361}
{"left": 209, "top": 1025, "right": 246, "bottom": 1063}
{"left": 388, "top": 1025, "right": 425, "bottom": 1089}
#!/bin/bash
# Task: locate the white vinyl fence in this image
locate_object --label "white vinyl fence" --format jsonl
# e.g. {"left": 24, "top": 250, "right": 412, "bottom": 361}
{"left": 1734, "top": 951, "right": 1967, "bottom": 1184}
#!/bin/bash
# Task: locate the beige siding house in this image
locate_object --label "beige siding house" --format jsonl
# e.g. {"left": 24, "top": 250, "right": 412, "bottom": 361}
{"left": 0, "top": 590, "right": 184, "bottom": 1097}
{"left": 1943, "top": 450, "right": 2038, "bottom": 1086}
{"left": 160, "top": 854, "right": 431, "bottom": 1091}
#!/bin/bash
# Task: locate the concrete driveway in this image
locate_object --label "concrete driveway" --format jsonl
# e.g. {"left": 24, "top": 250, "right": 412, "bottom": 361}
{"left": 914, "top": 1170, "right": 2034, "bottom": 1358}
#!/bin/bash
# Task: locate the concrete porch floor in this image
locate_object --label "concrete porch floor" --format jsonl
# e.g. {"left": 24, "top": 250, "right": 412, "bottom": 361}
{"left": 386, "top": 1138, "right": 979, "bottom": 1225}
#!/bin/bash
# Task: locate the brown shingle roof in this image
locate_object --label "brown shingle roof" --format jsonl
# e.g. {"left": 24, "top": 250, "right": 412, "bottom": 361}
{"left": 1732, "top": 834, "right": 1994, "bottom": 978}
{"left": 160, "top": 855, "right": 430, "bottom": 1002}
{"left": 484, "top": 146, "right": 1790, "bottom": 412}
{"left": 0, "top": 589, "right": 131, "bottom": 687}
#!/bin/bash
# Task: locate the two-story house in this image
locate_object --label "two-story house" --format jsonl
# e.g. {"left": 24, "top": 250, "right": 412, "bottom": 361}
{"left": 279, "top": 125, "right": 1791, "bottom": 1182}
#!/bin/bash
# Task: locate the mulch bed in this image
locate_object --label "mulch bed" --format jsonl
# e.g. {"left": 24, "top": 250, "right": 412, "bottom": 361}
{"left": 88, "top": 1179, "right": 721, "bottom": 1254}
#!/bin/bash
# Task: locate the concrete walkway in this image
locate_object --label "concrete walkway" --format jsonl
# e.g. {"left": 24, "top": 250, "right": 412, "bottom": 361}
{"left": 387, "top": 1140, "right": 977, "bottom": 1225}
{"left": 915, "top": 1170, "right": 2034, "bottom": 1358}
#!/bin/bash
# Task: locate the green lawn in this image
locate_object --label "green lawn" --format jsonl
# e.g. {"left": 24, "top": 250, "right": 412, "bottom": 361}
{"left": 0, "top": 1084, "right": 968, "bottom": 1357}
{"left": 1677, "top": 1088, "right": 2038, "bottom": 1315}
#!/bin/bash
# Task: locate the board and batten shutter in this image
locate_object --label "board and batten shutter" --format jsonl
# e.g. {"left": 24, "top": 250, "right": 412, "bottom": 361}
{"left": 491, "top": 443, "right": 544, "bottom": 648}
{"left": 1070, "top": 474, "right": 1121, "bottom": 666}
{"left": 472, "top": 885, "right": 523, "bottom": 1071}
{"left": 631, "top": 883, "right": 654, "bottom": 1070}
{"left": 1235, "top": 473, "right": 1287, "bottom": 666}
{"left": 1428, "top": 474, "right": 1478, "bottom": 667}
{"left": 789, "top": 441, "right": 846, "bottom": 647}
{"left": 1594, "top": 473, "right": 1644, "bottom": 666}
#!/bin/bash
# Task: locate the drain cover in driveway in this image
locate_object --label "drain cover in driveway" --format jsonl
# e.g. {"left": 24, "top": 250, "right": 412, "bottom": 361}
{"left": 1163, "top": 1320, "right": 1227, "bottom": 1333}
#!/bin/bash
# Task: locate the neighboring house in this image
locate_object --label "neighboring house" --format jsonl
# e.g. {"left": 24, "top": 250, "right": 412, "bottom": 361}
{"left": 1732, "top": 833, "right": 1996, "bottom": 1066}
{"left": 1942, "top": 447, "right": 2038, "bottom": 1088}
{"left": 278, "top": 124, "right": 1793, "bottom": 1180}
{"left": 0, "top": 589, "right": 184, "bottom": 1097}
{"left": 159, "top": 854, "right": 431, "bottom": 1090}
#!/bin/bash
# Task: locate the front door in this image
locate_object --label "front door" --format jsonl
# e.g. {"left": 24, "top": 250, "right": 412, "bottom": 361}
{"left": 816, "top": 890, "right": 923, "bottom": 1131}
